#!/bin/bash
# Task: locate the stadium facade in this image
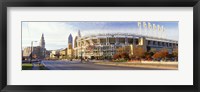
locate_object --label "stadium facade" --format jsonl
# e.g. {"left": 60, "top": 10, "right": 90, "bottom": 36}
{"left": 73, "top": 31, "right": 178, "bottom": 59}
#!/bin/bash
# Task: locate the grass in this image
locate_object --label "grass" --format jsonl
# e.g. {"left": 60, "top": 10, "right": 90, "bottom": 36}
{"left": 113, "top": 59, "right": 128, "bottom": 62}
{"left": 22, "top": 63, "right": 33, "bottom": 70}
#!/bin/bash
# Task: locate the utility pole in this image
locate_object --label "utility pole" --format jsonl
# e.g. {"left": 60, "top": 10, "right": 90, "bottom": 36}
{"left": 30, "top": 41, "right": 37, "bottom": 63}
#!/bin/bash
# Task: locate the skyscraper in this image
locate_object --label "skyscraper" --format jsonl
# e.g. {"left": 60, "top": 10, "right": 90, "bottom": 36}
{"left": 68, "top": 34, "right": 73, "bottom": 47}
{"left": 68, "top": 34, "right": 73, "bottom": 60}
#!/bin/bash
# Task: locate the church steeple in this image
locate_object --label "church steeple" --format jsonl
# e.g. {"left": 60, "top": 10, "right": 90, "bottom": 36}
{"left": 40, "top": 33, "right": 45, "bottom": 49}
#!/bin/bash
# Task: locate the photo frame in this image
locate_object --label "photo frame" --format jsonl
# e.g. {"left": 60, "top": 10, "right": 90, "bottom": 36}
{"left": 0, "top": 0, "right": 200, "bottom": 92}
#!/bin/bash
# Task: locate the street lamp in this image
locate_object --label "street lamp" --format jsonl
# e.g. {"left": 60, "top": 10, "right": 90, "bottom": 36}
{"left": 80, "top": 42, "right": 83, "bottom": 62}
{"left": 30, "top": 41, "right": 37, "bottom": 63}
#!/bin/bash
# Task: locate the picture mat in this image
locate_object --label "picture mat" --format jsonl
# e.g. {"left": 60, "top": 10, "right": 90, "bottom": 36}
{"left": 7, "top": 7, "right": 193, "bottom": 85}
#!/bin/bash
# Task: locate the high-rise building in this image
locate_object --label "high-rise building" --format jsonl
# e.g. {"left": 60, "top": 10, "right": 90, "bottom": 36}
{"left": 68, "top": 34, "right": 73, "bottom": 46}
{"left": 67, "top": 34, "right": 73, "bottom": 59}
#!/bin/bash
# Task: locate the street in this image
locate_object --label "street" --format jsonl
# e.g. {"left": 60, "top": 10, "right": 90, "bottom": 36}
{"left": 41, "top": 60, "right": 162, "bottom": 70}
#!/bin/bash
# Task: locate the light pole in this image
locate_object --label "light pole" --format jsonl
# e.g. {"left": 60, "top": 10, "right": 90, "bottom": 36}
{"left": 80, "top": 42, "right": 83, "bottom": 62}
{"left": 30, "top": 41, "right": 37, "bottom": 63}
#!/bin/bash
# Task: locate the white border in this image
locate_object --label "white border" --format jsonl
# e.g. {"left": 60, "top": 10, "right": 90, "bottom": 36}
{"left": 7, "top": 7, "right": 193, "bottom": 85}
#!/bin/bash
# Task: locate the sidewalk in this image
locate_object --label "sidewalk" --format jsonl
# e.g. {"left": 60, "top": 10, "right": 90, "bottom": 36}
{"left": 94, "top": 62, "right": 178, "bottom": 70}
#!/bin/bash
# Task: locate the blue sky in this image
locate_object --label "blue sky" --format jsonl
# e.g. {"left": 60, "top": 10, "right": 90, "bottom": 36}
{"left": 22, "top": 21, "right": 178, "bottom": 50}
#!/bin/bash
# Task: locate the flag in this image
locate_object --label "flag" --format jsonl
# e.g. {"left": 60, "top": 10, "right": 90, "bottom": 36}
{"left": 143, "top": 22, "right": 147, "bottom": 29}
{"left": 157, "top": 25, "right": 160, "bottom": 31}
{"left": 161, "top": 26, "right": 164, "bottom": 32}
{"left": 163, "top": 27, "right": 165, "bottom": 32}
{"left": 148, "top": 22, "right": 152, "bottom": 30}
{"left": 153, "top": 24, "right": 157, "bottom": 31}
{"left": 138, "top": 22, "right": 141, "bottom": 29}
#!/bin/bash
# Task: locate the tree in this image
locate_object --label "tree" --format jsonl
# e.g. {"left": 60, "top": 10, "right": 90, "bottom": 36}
{"left": 113, "top": 46, "right": 131, "bottom": 60}
{"left": 113, "top": 46, "right": 130, "bottom": 60}
{"left": 152, "top": 52, "right": 161, "bottom": 59}
{"left": 172, "top": 48, "right": 178, "bottom": 61}
{"left": 160, "top": 48, "right": 168, "bottom": 59}
{"left": 113, "top": 54, "right": 120, "bottom": 60}
{"left": 132, "top": 46, "right": 145, "bottom": 59}
{"left": 121, "top": 52, "right": 129, "bottom": 60}
{"left": 152, "top": 48, "right": 169, "bottom": 61}
{"left": 144, "top": 52, "right": 152, "bottom": 60}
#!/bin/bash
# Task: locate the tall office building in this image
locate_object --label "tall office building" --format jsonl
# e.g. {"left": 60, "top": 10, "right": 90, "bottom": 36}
{"left": 68, "top": 34, "right": 73, "bottom": 59}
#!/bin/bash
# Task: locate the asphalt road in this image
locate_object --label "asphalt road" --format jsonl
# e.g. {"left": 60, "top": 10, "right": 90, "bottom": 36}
{"left": 42, "top": 60, "right": 161, "bottom": 70}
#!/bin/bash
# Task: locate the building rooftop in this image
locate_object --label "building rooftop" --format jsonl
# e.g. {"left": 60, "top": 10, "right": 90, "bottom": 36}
{"left": 80, "top": 33, "right": 178, "bottom": 43}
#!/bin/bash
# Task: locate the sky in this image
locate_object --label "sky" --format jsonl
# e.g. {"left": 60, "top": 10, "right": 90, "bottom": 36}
{"left": 22, "top": 21, "right": 179, "bottom": 50}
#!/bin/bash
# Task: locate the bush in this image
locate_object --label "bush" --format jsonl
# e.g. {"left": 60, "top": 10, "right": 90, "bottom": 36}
{"left": 113, "top": 54, "right": 120, "bottom": 60}
{"left": 113, "top": 52, "right": 129, "bottom": 60}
